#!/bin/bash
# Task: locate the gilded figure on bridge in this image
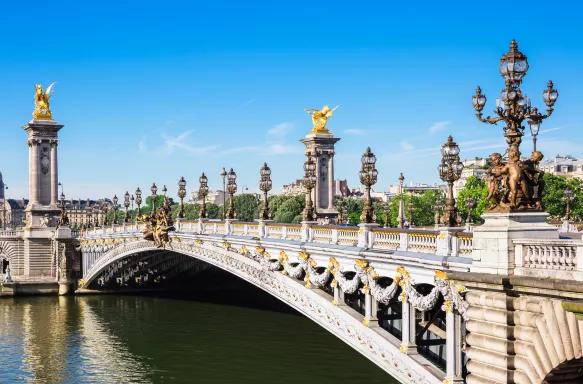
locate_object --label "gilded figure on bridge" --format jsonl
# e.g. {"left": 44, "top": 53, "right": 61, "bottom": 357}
{"left": 33, "top": 83, "right": 56, "bottom": 120}
{"left": 138, "top": 196, "right": 175, "bottom": 249}
{"left": 305, "top": 105, "right": 340, "bottom": 134}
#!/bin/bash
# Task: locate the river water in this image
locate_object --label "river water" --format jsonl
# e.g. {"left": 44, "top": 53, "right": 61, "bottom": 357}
{"left": 0, "top": 278, "right": 395, "bottom": 383}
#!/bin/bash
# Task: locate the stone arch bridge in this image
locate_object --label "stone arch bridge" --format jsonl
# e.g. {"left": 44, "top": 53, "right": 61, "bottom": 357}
{"left": 72, "top": 220, "right": 583, "bottom": 384}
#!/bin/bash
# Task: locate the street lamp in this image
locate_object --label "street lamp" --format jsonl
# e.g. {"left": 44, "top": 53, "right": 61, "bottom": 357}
{"left": 177, "top": 176, "right": 187, "bottom": 219}
{"left": 398, "top": 173, "right": 405, "bottom": 229}
{"left": 112, "top": 195, "right": 119, "bottom": 225}
{"left": 408, "top": 200, "right": 414, "bottom": 228}
{"left": 221, "top": 167, "right": 227, "bottom": 220}
{"left": 86, "top": 198, "right": 92, "bottom": 227}
{"left": 135, "top": 187, "right": 142, "bottom": 219}
{"left": 472, "top": 40, "right": 558, "bottom": 154}
{"left": 438, "top": 136, "right": 464, "bottom": 227}
{"left": 162, "top": 185, "right": 167, "bottom": 196}
{"left": 124, "top": 191, "right": 130, "bottom": 223}
{"left": 57, "top": 190, "right": 69, "bottom": 227}
{"left": 302, "top": 153, "right": 317, "bottom": 221}
{"left": 433, "top": 195, "right": 442, "bottom": 228}
{"left": 226, "top": 168, "right": 237, "bottom": 219}
{"left": 359, "top": 147, "right": 378, "bottom": 224}
{"left": 150, "top": 183, "right": 158, "bottom": 215}
{"left": 465, "top": 196, "right": 475, "bottom": 227}
{"left": 241, "top": 185, "right": 249, "bottom": 194}
{"left": 564, "top": 188, "right": 574, "bottom": 221}
{"left": 198, "top": 173, "right": 209, "bottom": 219}
{"left": 259, "top": 163, "right": 272, "bottom": 220}
{"left": 130, "top": 194, "right": 134, "bottom": 211}
{"left": 103, "top": 204, "right": 109, "bottom": 226}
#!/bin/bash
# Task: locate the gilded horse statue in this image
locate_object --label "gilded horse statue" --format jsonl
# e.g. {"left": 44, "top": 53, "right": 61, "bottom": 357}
{"left": 305, "top": 105, "right": 340, "bottom": 134}
{"left": 33, "top": 83, "right": 56, "bottom": 119}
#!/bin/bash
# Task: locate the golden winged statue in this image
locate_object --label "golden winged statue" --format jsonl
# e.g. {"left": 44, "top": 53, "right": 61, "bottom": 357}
{"left": 33, "top": 82, "right": 56, "bottom": 120}
{"left": 305, "top": 105, "right": 340, "bottom": 134}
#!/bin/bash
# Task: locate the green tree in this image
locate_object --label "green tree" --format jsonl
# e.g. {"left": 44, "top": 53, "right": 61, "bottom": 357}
{"left": 542, "top": 174, "right": 583, "bottom": 220}
{"left": 456, "top": 175, "right": 488, "bottom": 224}
{"left": 233, "top": 194, "right": 259, "bottom": 222}
{"left": 274, "top": 197, "right": 304, "bottom": 223}
{"left": 206, "top": 203, "right": 220, "bottom": 219}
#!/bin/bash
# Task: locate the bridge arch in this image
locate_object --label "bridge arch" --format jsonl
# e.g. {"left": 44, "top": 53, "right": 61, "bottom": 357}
{"left": 79, "top": 238, "right": 443, "bottom": 384}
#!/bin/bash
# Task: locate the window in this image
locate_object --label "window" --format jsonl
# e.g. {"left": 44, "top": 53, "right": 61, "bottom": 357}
{"left": 561, "top": 166, "right": 569, "bottom": 173}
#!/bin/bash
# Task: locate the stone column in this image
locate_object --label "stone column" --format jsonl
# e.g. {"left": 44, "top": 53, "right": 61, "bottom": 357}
{"left": 332, "top": 281, "right": 340, "bottom": 305}
{"left": 328, "top": 153, "right": 334, "bottom": 209}
{"left": 445, "top": 307, "right": 464, "bottom": 383}
{"left": 28, "top": 141, "right": 33, "bottom": 206}
{"left": 401, "top": 299, "right": 418, "bottom": 355}
{"left": 30, "top": 141, "right": 40, "bottom": 206}
{"left": 50, "top": 142, "right": 58, "bottom": 206}
{"left": 363, "top": 289, "right": 372, "bottom": 326}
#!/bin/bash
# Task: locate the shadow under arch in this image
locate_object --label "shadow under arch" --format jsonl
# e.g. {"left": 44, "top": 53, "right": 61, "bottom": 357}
{"left": 78, "top": 239, "right": 443, "bottom": 384}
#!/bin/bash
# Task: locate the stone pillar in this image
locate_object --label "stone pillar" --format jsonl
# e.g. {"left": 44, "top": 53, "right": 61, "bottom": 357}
{"left": 257, "top": 219, "right": 272, "bottom": 239}
{"left": 29, "top": 140, "right": 40, "bottom": 206}
{"left": 300, "top": 133, "right": 340, "bottom": 223}
{"left": 363, "top": 289, "right": 372, "bottom": 326}
{"left": 301, "top": 221, "right": 317, "bottom": 242}
{"left": 332, "top": 281, "right": 340, "bottom": 305}
{"left": 50, "top": 141, "right": 58, "bottom": 207}
{"left": 328, "top": 154, "right": 334, "bottom": 209}
{"left": 471, "top": 212, "right": 559, "bottom": 275}
{"left": 358, "top": 223, "right": 378, "bottom": 248}
{"left": 445, "top": 307, "right": 464, "bottom": 383}
{"left": 400, "top": 299, "right": 418, "bottom": 355}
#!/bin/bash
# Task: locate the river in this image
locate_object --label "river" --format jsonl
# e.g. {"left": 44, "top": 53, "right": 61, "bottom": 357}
{"left": 0, "top": 273, "right": 395, "bottom": 383}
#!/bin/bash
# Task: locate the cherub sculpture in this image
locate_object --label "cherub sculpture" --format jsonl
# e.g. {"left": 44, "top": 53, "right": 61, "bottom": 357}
{"left": 33, "top": 83, "right": 56, "bottom": 119}
{"left": 305, "top": 105, "right": 340, "bottom": 134}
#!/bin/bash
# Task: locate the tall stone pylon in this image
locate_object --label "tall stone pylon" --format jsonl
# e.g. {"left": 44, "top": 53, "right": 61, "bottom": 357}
{"left": 301, "top": 105, "right": 341, "bottom": 223}
{"left": 21, "top": 83, "right": 71, "bottom": 282}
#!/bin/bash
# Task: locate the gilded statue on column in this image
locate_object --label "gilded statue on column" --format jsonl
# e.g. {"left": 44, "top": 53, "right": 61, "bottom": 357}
{"left": 33, "top": 82, "right": 56, "bottom": 120}
{"left": 305, "top": 105, "right": 340, "bottom": 134}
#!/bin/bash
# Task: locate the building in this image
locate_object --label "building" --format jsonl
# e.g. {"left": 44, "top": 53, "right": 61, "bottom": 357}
{"left": 281, "top": 180, "right": 305, "bottom": 196}
{"left": 453, "top": 157, "right": 488, "bottom": 197}
{"left": 189, "top": 190, "right": 227, "bottom": 205}
{"left": 334, "top": 179, "right": 350, "bottom": 197}
{"left": 64, "top": 199, "right": 111, "bottom": 228}
{"left": 388, "top": 183, "right": 445, "bottom": 196}
{"left": 0, "top": 199, "right": 28, "bottom": 227}
{"left": 539, "top": 155, "right": 583, "bottom": 180}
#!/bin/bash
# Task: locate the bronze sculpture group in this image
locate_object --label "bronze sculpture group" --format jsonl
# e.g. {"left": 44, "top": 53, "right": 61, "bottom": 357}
{"left": 138, "top": 197, "right": 175, "bottom": 249}
{"left": 484, "top": 148, "right": 545, "bottom": 212}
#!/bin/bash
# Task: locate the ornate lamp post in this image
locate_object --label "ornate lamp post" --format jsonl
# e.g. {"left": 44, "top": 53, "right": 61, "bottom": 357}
{"left": 259, "top": 163, "right": 272, "bottom": 220}
{"left": 162, "top": 185, "right": 167, "bottom": 196}
{"left": 103, "top": 205, "right": 109, "bottom": 226}
{"left": 359, "top": 147, "right": 378, "bottom": 224}
{"left": 408, "top": 200, "right": 414, "bottom": 228}
{"left": 564, "top": 188, "right": 574, "bottom": 221}
{"left": 221, "top": 167, "right": 227, "bottom": 220}
{"left": 130, "top": 194, "right": 134, "bottom": 211}
{"left": 438, "top": 136, "right": 464, "bottom": 227}
{"left": 302, "top": 153, "right": 317, "bottom": 221}
{"left": 398, "top": 173, "right": 405, "bottom": 228}
{"left": 465, "top": 196, "right": 475, "bottom": 225}
{"left": 150, "top": 183, "right": 158, "bottom": 215}
{"left": 472, "top": 40, "right": 559, "bottom": 210}
{"left": 86, "top": 199, "right": 92, "bottom": 227}
{"left": 198, "top": 173, "right": 209, "bottom": 219}
{"left": 112, "top": 195, "right": 119, "bottom": 225}
{"left": 177, "top": 176, "right": 187, "bottom": 219}
{"left": 135, "top": 187, "right": 142, "bottom": 219}
{"left": 57, "top": 191, "right": 69, "bottom": 227}
{"left": 433, "top": 195, "right": 442, "bottom": 228}
{"left": 226, "top": 168, "right": 237, "bottom": 219}
{"left": 123, "top": 191, "right": 130, "bottom": 223}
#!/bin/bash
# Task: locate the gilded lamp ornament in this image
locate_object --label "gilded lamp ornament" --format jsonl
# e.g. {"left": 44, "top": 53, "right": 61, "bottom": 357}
{"left": 359, "top": 147, "right": 378, "bottom": 224}
{"left": 438, "top": 136, "right": 463, "bottom": 227}
{"left": 33, "top": 83, "right": 56, "bottom": 120}
{"left": 305, "top": 105, "right": 340, "bottom": 134}
{"left": 473, "top": 40, "right": 558, "bottom": 212}
{"left": 302, "top": 153, "right": 317, "bottom": 221}
{"left": 259, "top": 162, "right": 272, "bottom": 220}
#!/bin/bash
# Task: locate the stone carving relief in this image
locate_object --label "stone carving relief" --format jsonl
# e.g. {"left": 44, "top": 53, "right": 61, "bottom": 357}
{"left": 40, "top": 147, "right": 50, "bottom": 174}
{"left": 320, "top": 157, "right": 328, "bottom": 182}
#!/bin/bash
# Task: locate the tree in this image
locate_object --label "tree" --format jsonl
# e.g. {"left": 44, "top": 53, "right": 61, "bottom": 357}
{"left": 206, "top": 203, "right": 220, "bottom": 219}
{"left": 274, "top": 197, "right": 304, "bottom": 223}
{"left": 456, "top": 175, "right": 488, "bottom": 224}
{"left": 233, "top": 194, "right": 259, "bottom": 222}
{"left": 542, "top": 174, "right": 583, "bottom": 220}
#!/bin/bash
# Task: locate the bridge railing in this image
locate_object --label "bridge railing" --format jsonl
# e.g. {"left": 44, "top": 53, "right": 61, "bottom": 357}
{"left": 514, "top": 238, "right": 583, "bottom": 279}
{"left": 85, "top": 220, "right": 473, "bottom": 257}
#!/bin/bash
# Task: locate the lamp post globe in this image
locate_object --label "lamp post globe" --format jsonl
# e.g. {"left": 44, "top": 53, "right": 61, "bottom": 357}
{"left": 177, "top": 176, "right": 187, "bottom": 219}
{"left": 259, "top": 162, "right": 273, "bottom": 220}
{"left": 198, "top": 172, "right": 209, "bottom": 219}
{"left": 359, "top": 147, "right": 378, "bottom": 224}
{"left": 438, "top": 136, "right": 463, "bottom": 227}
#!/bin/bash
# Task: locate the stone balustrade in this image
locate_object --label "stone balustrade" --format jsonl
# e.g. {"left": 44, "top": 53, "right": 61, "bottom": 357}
{"left": 514, "top": 238, "right": 583, "bottom": 280}
{"left": 85, "top": 220, "right": 473, "bottom": 258}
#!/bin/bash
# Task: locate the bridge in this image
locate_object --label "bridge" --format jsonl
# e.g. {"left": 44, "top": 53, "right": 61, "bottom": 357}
{"left": 2, "top": 40, "right": 582, "bottom": 384}
{"left": 66, "top": 219, "right": 583, "bottom": 384}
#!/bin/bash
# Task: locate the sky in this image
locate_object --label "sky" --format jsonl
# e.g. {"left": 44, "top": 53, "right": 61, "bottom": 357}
{"left": 0, "top": 1, "right": 582, "bottom": 201}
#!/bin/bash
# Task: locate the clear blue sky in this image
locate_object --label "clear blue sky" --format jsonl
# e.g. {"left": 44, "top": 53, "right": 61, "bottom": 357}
{"left": 1, "top": 1, "right": 581, "bottom": 201}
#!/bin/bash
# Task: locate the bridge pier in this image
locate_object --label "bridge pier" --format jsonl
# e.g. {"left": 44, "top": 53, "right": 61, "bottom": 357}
{"left": 400, "top": 300, "right": 418, "bottom": 355}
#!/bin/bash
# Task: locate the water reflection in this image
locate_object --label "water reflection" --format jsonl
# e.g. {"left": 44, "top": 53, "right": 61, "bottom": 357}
{"left": 0, "top": 292, "right": 394, "bottom": 384}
